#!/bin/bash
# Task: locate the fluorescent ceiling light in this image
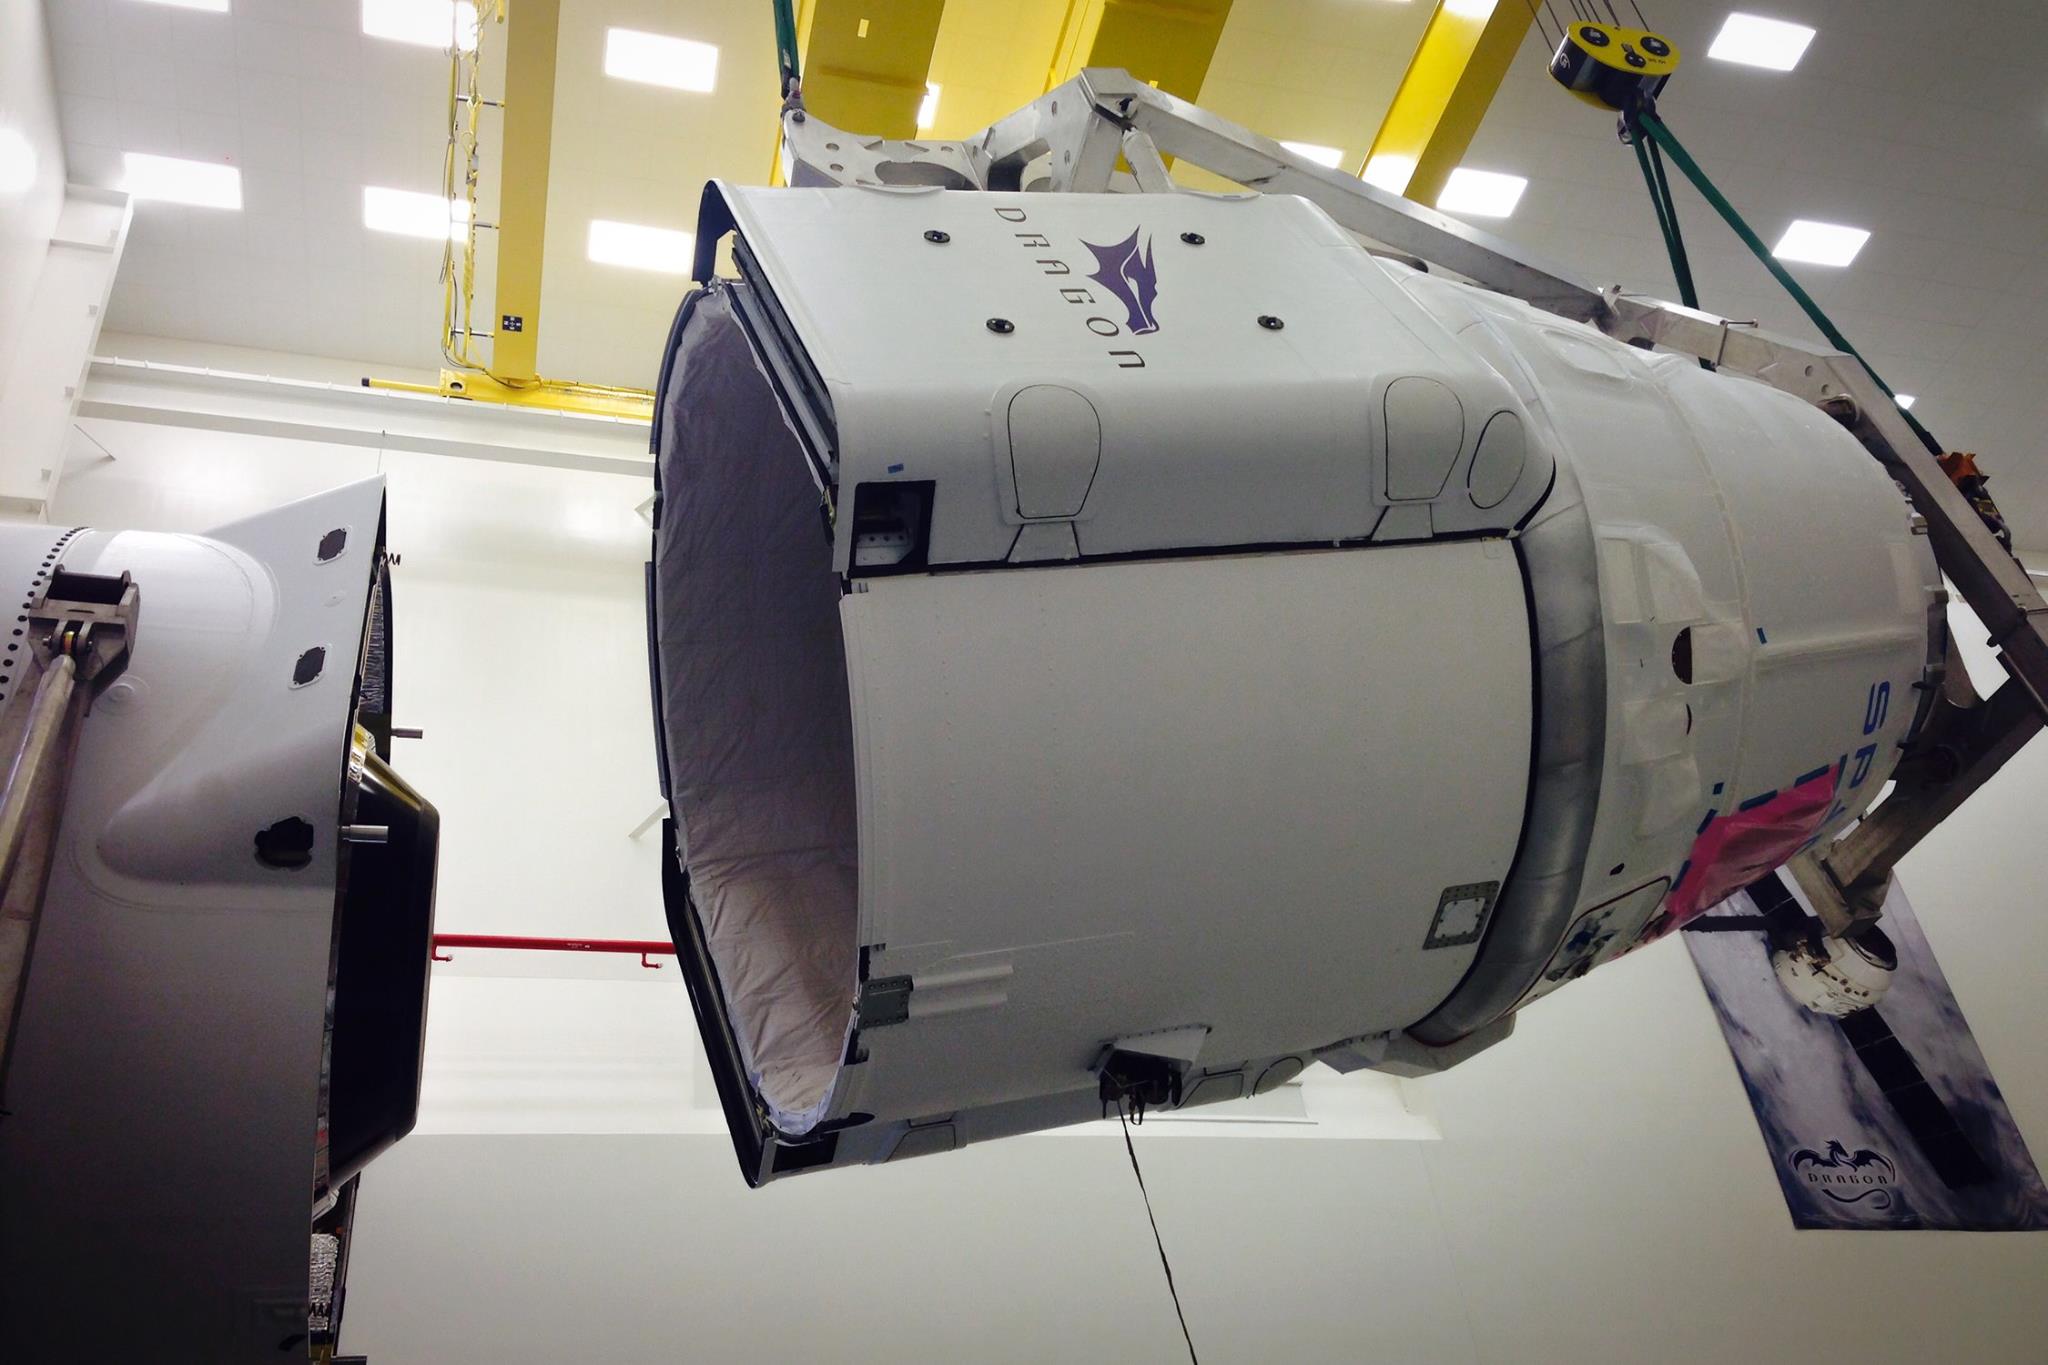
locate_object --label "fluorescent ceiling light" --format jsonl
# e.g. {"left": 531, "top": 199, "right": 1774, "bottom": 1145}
{"left": 1895, "top": 394, "right": 1917, "bottom": 410}
{"left": 362, "top": 0, "right": 478, "bottom": 51}
{"left": 1281, "top": 141, "right": 1345, "bottom": 169}
{"left": 1443, "top": 0, "right": 1497, "bottom": 17}
{"left": 1436, "top": 167, "right": 1526, "bottom": 218}
{"left": 604, "top": 28, "right": 719, "bottom": 92}
{"left": 1362, "top": 153, "right": 1416, "bottom": 193}
{"left": 587, "top": 219, "right": 693, "bottom": 274}
{"left": 1773, "top": 218, "right": 1868, "bottom": 267}
{"left": 0, "top": 128, "right": 36, "bottom": 196}
{"left": 1707, "top": 13, "right": 1816, "bottom": 71}
{"left": 122, "top": 152, "right": 241, "bottom": 209}
{"left": 918, "top": 83, "right": 941, "bottom": 132}
{"left": 136, "top": 0, "right": 231, "bottom": 10}
{"left": 364, "top": 185, "right": 468, "bottom": 240}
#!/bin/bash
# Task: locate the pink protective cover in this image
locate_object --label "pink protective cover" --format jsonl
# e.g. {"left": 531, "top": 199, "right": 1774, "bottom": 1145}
{"left": 1650, "top": 765, "right": 1839, "bottom": 938}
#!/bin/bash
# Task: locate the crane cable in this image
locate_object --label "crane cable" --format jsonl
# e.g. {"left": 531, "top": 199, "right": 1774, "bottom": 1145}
{"left": 1622, "top": 102, "right": 1939, "bottom": 456}
{"left": 1117, "top": 1100, "right": 1199, "bottom": 1365}
{"left": 772, "top": 0, "right": 802, "bottom": 99}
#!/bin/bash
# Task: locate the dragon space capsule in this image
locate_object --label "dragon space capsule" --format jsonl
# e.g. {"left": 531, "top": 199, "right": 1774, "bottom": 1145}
{"left": 646, "top": 182, "right": 1943, "bottom": 1183}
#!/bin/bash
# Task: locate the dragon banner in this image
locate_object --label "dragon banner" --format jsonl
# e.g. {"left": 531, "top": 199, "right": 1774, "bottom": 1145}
{"left": 1685, "top": 872, "right": 2048, "bottom": 1230}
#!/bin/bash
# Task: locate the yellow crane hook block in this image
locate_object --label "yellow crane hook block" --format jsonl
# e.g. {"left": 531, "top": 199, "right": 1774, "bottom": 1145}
{"left": 1549, "top": 20, "right": 1679, "bottom": 110}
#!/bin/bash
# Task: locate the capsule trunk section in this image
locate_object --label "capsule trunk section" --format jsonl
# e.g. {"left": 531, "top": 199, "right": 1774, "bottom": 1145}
{"left": 647, "top": 186, "right": 1942, "bottom": 1183}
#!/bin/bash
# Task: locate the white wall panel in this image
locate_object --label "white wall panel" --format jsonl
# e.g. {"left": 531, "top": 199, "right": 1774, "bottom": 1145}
{"left": 0, "top": 0, "right": 68, "bottom": 389}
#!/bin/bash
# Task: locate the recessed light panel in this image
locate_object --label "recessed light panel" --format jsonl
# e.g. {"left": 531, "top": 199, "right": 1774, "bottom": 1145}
{"left": 362, "top": 0, "right": 478, "bottom": 51}
{"left": 364, "top": 185, "right": 468, "bottom": 240}
{"left": 1707, "top": 13, "right": 1816, "bottom": 71}
{"left": 1773, "top": 218, "right": 1869, "bottom": 267}
{"left": 1280, "top": 141, "right": 1345, "bottom": 169}
{"left": 1362, "top": 153, "right": 1416, "bottom": 194}
{"left": 1436, "top": 167, "right": 1527, "bottom": 218}
{"left": 136, "top": 0, "right": 232, "bottom": 11}
{"left": 122, "top": 152, "right": 242, "bottom": 209}
{"left": 587, "top": 219, "right": 694, "bottom": 274}
{"left": 604, "top": 28, "right": 719, "bottom": 92}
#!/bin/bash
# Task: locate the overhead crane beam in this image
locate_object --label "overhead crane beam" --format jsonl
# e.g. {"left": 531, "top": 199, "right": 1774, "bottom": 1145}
{"left": 1362, "top": 0, "right": 1536, "bottom": 208}
{"left": 493, "top": 0, "right": 559, "bottom": 386}
{"left": 1046, "top": 0, "right": 1234, "bottom": 98}
{"left": 794, "top": 0, "right": 949, "bottom": 137}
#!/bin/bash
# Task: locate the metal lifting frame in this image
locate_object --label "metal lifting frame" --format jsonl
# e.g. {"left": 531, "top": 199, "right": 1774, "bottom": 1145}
{"left": 772, "top": 67, "right": 2048, "bottom": 935}
{"left": 0, "top": 566, "right": 137, "bottom": 1092}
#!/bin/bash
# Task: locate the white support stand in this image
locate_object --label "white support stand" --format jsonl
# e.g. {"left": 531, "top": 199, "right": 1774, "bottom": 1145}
{"left": 0, "top": 186, "right": 130, "bottom": 520}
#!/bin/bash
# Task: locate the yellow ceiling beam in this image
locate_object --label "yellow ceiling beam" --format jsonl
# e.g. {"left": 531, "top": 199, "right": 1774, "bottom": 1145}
{"left": 493, "top": 0, "right": 559, "bottom": 385}
{"left": 1046, "top": 0, "right": 1234, "bottom": 97}
{"left": 1362, "top": 0, "right": 1534, "bottom": 209}
{"left": 796, "top": 0, "right": 949, "bottom": 137}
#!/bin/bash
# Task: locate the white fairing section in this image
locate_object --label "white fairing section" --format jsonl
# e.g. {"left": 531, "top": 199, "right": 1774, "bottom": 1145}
{"left": 712, "top": 184, "right": 1555, "bottom": 571}
{"left": 837, "top": 543, "right": 1531, "bottom": 1122}
{"left": 1386, "top": 268, "right": 1940, "bottom": 1020}
{"left": 0, "top": 480, "right": 385, "bottom": 1361}
{"left": 654, "top": 185, "right": 1941, "bottom": 1175}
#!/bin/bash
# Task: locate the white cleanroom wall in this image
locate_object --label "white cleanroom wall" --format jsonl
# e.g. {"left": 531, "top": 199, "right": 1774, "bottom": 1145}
{"left": 41, "top": 391, "right": 2048, "bottom": 1364}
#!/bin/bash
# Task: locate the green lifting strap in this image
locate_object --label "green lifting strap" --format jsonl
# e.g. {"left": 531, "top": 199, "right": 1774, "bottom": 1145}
{"left": 1634, "top": 108, "right": 1941, "bottom": 455}
{"left": 773, "top": 0, "right": 801, "bottom": 98}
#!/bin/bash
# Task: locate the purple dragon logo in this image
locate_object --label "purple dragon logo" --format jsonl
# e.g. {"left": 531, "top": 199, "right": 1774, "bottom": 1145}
{"left": 1082, "top": 230, "right": 1161, "bottom": 335}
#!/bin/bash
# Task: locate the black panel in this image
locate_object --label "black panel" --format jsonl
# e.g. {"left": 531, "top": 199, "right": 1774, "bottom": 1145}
{"left": 326, "top": 751, "right": 439, "bottom": 1188}
{"left": 769, "top": 1132, "right": 839, "bottom": 1174}
{"left": 1836, "top": 1006, "right": 1993, "bottom": 1190}
{"left": 846, "top": 480, "right": 936, "bottom": 577}
{"left": 354, "top": 531, "right": 394, "bottom": 757}
{"left": 729, "top": 236, "right": 838, "bottom": 481}
{"left": 643, "top": 560, "right": 672, "bottom": 803}
{"left": 660, "top": 823, "right": 771, "bottom": 1186}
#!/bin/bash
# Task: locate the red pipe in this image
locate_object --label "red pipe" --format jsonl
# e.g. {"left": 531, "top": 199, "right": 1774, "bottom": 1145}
{"left": 430, "top": 933, "right": 676, "bottom": 968}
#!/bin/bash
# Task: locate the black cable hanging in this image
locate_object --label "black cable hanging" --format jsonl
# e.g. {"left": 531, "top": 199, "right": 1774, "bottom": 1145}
{"left": 1118, "top": 1100, "right": 1200, "bottom": 1365}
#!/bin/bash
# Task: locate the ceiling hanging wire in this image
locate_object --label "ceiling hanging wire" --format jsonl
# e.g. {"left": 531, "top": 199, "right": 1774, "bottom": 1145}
{"left": 1117, "top": 1100, "right": 1200, "bottom": 1365}
{"left": 429, "top": 0, "right": 653, "bottom": 407}
{"left": 440, "top": 0, "right": 492, "bottom": 376}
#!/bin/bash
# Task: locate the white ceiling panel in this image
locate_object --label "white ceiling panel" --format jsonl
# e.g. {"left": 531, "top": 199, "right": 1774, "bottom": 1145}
{"left": 36, "top": 0, "right": 2048, "bottom": 526}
